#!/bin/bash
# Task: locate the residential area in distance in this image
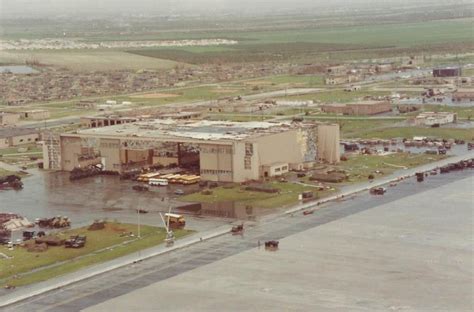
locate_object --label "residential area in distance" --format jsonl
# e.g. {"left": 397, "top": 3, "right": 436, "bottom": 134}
{"left": 0, "top": 0, "right": 473, "bottom": 311}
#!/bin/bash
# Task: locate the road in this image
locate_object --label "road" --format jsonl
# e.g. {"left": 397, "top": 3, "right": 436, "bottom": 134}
{"left": 2, "top": 167, "right": 472, "bottom": 312}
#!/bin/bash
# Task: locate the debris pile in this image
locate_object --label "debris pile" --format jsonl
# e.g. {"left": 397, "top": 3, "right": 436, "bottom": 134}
{"left": 88, "top": 220, "right": 106, "bottom": 231}
{"left": 35, "top": 235, "right": 65, "bottom": 246}
{"left": 69, "top": 166, "right": 101, "bottom": 181}
{"left": 65, "top": 235, "right": 86, "bottom": 248}
{"left": 0, "top": 175, "right": 23, "bottom": 190}
{"left": 25, "top": 241, "right": 48, "bottom": 252}
{"left": 36, "top": 216, "right": 71, "bottom": 228}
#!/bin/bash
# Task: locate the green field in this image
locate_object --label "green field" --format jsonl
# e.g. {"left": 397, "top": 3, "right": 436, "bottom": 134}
{"left": 0, "top": 50, "right": 181, "bottom": 71}
{"left": 338, "top": 153, "right": 447, "bottom": 184}
{"left": 0, "top": 222, "right": 193, "bottom": 287}
{"left": 347, "top": 126, "right": 474, "bottom": 141}
{"left": 181, "top": 182, "right": 331, "bottom": 209}
{"left": 126, "top": 18, "right": 474, "bottom": 64}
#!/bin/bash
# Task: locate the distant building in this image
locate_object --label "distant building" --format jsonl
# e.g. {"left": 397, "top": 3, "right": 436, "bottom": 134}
{"left": 375, "top": 63, "right": 393, "bottom": 73}
{"left": 452, "top": 89, "right": 474, "bottom": 102}
{"left": 0, "top": 112, "right": 20, "bottom": 126}
{"left": 80, "top": 116, "right": 137, "bottom": 128}
{"left": 321, "top": 101, "right": 392, "bottom": 116}
{"left": 433, "top": 67, "right": 461, "bottom": 77}
{"left": 0, "top": 128, "right": 40, "bottom": 148}
{"left": 157, "top": 111, "right": 202, "bottom": 120}
{"left": 325, "top": 74, "right": 361, "bottom": 85}
{"left": 326, "top": 65, "right": 348, "bottom": 76}
{"left": 414, "top": 112, "right": 456, "bottom": 126}
{"left": 75, "top": 101, "right": 97, "bottom": 109}
{"left": 19, "top": 109, "right": 50, "bottom": 120}
{"left": 344, "top": 85, "right": 361, "bottom": 92}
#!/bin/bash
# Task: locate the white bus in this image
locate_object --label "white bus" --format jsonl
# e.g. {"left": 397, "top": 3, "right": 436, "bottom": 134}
{"left": 149, "top": 178, "right": 169, "bottom": 186}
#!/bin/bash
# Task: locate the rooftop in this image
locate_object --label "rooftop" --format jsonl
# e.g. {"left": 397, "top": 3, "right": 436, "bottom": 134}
{"left": 324, "top": 100, "right": 388, "bottom": 106}
{"left": 0, "top": 127, "right": 38, "bottom": 138}
{"left": 74, "top": 119, "right": 299, "bottom": 142}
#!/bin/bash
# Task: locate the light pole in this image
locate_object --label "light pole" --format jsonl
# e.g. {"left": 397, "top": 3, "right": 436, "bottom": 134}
{"left": 137, "top": 208, "right": 141, "bottom": 238}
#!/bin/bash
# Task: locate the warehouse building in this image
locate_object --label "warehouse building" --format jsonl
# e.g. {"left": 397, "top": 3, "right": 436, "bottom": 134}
{"left": 433, "top": 67, "right": 461, "bottom": 77}
{"left": 321, "top": 101, "right": 392, "bottom": 116}
{"left": 0, "top": 128, "right": 40, "bottom": 148}
{"left": 45, "top": 120, "right": 340, "bottom": 182}
{"left": 414, "top": 112, "right": 457, "bottom": 126}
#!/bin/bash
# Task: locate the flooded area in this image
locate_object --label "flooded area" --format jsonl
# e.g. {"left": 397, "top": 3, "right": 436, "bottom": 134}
{"left": 1, "top": 170, "right": 233, "bottom": 231}
{"left": 0, "top": 65, "right": 38, "bottom": 74}
{"left": 397, "top": 96, "right": 474, "bottom": 107}
{"left": 0, "top": 170, "right": 267, "bottom": 232}
{"left": 1, "top": 144, "right": 471, "bottom": 232}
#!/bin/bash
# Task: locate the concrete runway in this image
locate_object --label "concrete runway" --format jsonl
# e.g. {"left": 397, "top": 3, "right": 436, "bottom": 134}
{"left": 3, "top": 169, "right": 472, "bottom": 312}
{"left": 84, "top": 173, "right": 473, "bottom": 312}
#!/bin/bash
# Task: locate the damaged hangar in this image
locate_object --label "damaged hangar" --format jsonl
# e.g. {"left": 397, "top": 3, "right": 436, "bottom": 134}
{"left": 44, "top": 120, "right": 340, "bottom": 183}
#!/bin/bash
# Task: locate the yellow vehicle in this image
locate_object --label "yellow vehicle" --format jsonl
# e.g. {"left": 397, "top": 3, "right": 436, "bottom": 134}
{"left": 181, "top": 175, "right": 200, "bottom": 185}
{"left": 137, "top": 172, "right": 160, "bottom": 182}
{"left": 168, "top": 174, "right": 182, "bottom": 184}
{"left": 165, "top": 213, "right": 186, "bottom": 228}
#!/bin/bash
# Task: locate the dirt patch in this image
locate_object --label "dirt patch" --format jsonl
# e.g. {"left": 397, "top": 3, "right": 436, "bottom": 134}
{"left": 107, "top": 223, "right": 127, "bottom": 233}
{"left": 130, "top": 93, "right": 180, "bottom": 99}
{"left": 244, "top": 80, "right": 272, "bottom": 86}
{"left": 212, "top": 88, "right": 239, "bottom": 93}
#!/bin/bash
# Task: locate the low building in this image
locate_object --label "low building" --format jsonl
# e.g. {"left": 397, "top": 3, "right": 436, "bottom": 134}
{"left": 414, "top": 112, "right": 457, "bottom": 126}
{"left": 0, "top": 128, "right": 40, "bottom": 148}
{"left": 261, "top": 163, "right": 289, "bottom": 178}
{"left": 19, "top": 109, "right": 50, "bottom": 120}
{"left": 433, "top": 67, "right": 461, "bottom": 77}
{"left": 326, "top": 65, "right": 348, "bottom": 76}
{"left": 321, "top": 101, "right": 392, "bottom": 116}
{"left": 325, "top": 74, "right": 361, "bottom": 85}
{"left": 0, "top": 112, "right": 20, "bottom": 126}
{"left": 50, "top": 120, "right": 340, "bottom": 183}
{"left": 452, "top": 89, "right": 474, "bottom": 102}
{"left": 157, "top": 111, "right": 202, "bottom": 120}
{"left": 375, "top": 63, "right": 393, "bottom": 73}
{"left": 344, "top": 85, "right": 361, "bottom": 92}
{"left": 80, "top": 116, "right": 137, "bottom": 128}
{"left": 75, "top": 101, "right": 97, "bottom": 109}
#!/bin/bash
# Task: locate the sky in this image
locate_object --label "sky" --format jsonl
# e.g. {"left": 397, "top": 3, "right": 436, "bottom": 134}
{"left": 1, "top": 0, "right": 465, "bottom": 18}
